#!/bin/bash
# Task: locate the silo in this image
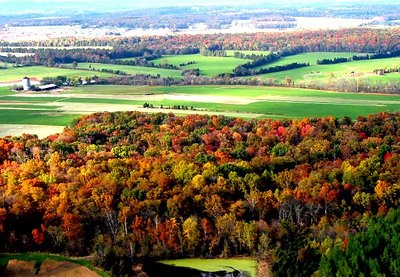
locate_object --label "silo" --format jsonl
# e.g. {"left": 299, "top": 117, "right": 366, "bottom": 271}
{"left": 22, "top": 77, "right": 31, "bottom": 91}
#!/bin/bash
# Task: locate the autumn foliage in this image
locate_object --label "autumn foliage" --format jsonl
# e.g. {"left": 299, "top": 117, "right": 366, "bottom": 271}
{"left": 0, "top": 111, "right": 399, "bottom": 275}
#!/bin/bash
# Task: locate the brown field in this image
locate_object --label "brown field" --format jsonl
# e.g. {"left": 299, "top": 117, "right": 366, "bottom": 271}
{"left": 3, "top": 259, "right": 100, "bottom": 277}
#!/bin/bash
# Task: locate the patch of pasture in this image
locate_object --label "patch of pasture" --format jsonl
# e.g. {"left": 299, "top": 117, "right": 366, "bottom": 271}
{"left": 0, "top": 66, "right": 115, "bottom": 82}
{"left": 257, "top": 56, "right": 399, "bottom": 83}
{"left": 75, "top": 63, "right": 183, "bottom": 79}
{"left": 258, "top": 52, "right": 361, "bottom": 68}
{"left": 152, "top": 54, "right": 251, "bottom": 76}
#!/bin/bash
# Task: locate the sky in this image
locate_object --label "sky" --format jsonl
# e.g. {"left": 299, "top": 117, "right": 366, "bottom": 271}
{"left": 0, "top": 0, "right": 396, "bottom": 15}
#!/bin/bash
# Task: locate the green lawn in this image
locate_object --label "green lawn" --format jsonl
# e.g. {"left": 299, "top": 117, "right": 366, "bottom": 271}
{"left": 0, "top": 66, "right": 114, "bottom": 82}
{"left": 76, "top": 63, "right": 183, "bottom": 79}
{"left": 152, "top": 54, "right": 251, "bottom": 76}
{"left": 160, "top": 258, "right": 257, "bottom": 277}
{"left": 0, "top": 253, "right": 108, "bottom": 277}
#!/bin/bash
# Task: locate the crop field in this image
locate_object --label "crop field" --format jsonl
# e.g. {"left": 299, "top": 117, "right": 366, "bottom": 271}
{"left": 0, "top": 65, "right": 115, "bottom": 82}
{"left": 151, "top": 54, "right": 252, "bottom": 76}
{"left": 160, "top": 258, "right": 258, "bottom": 277}
{"left": 75, "top": 63, "right": 183, "bottom": 79}
{"left": 1, "top": 84, "right": 400, "bottom": 137}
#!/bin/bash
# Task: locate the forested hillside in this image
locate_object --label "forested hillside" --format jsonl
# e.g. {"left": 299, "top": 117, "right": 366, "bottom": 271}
{"left": 0, "top": 111, "right": 399, "bottom": 275}
{"left": 2, "top": 28, "right": 399, "bottom": 59}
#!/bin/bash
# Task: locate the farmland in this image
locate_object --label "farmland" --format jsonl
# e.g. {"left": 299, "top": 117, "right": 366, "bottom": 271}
{"left": 0, "top": 20, "right": 399, "bottom": 277}
{"left": 257, "top": 54, "right": 400, "bottom": 84}
{"left": 1, "top": 84, "right": 400, "bottom": 137}
{"left": 258, "top": 52, "right": 361, "bottom": 67}
{"left": 152, "top": 54, "right": 252, "bottom": 76}
{"left": 1, "top": 51, "right": 398, "bottom": 88}
{"left": 0, "top": 65, "right": 114, "bottom": 83}
{"left": 75, "top": 62, "right": 183, "bottom": 79}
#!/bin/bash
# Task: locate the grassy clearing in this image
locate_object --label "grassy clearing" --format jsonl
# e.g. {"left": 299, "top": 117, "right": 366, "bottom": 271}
{"left": 160, "top": 258, "right": 257, "bottom": 277}
{"left": 76, "top": 63, "right": 183, "bottom": 79}
{"left": 0, "top": 253, "right": 108, "bottom": 277}
{"left": 0, "top": 66, "right": 115, "bottom": 82}
{"left": 152, "top": 54, "right": 251, "bottom": 76}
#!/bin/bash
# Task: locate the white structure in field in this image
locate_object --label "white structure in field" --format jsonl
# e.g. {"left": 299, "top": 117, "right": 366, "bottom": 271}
{"left": 22, "top": 77, "right": 31, "bottom": 91}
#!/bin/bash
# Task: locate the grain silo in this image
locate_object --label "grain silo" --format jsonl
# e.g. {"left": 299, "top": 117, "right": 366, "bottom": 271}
{"left": 22, "top": 77, "right": 31, "bottom": 91}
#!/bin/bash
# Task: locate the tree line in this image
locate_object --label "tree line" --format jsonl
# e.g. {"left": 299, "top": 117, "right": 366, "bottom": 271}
{"left": 317, "top": 57, "right": 349, "bottom": 64}
{"left": 233, "top": 62, "right": 310, "bottom": 77}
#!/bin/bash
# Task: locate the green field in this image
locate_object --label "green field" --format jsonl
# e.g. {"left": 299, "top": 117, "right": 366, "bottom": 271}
{"left": 160, "top": 258, "right": 257, "bottom": 277}
{"left": 152, "top": 54, "right": 251, "bottom": 76}
{"left": 76, "top": 63, "right": 184, "bottom": 79}
{"left": 1, "top": 84, "right": 400, "bottom": 137}
{"left": 257, "top": 53, "right": 400, "bottom": 84}
{"left": 0, "top": 66, "right": 115, "bottom": 82}
{"left": 258, "top": 52, "right": 361, "bottom": 68}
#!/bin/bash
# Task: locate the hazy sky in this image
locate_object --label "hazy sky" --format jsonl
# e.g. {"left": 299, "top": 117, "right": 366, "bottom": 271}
{"left": 0, "top": 0, "right": 396, "bottom": 14}
{"left": 0, "top": 0, "right": 392, "bottom": 6}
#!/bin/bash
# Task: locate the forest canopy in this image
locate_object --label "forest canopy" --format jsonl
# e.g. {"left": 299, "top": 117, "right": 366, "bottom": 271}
{"left": 0, "top": 111, "right": 400, "bottom": 275}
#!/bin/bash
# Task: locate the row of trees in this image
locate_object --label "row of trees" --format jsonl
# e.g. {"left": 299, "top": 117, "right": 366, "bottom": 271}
{"left": 200, "top": 48, "right": 227, "bottom": 57}
{"left": 316, "top": 57, "right": 349, "bottom": 64}
{"left": 0, "top": 111, "right": 400, "bottom": 275}
{"left": 352, "top": 50, "right": 400, "bottom": 60}
{"left": 233, "top": 62, "right": 309, "bottom": 77}
{"left": 233, "top": 51, "right": 270, "bottom": 60}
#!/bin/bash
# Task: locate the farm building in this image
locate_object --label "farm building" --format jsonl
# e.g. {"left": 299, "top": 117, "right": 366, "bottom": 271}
{"left": 37, "top": 84, "right": 58, "bottom": 91}
{"left": 22, "top": 77, "right": 31, "bottom": 91}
